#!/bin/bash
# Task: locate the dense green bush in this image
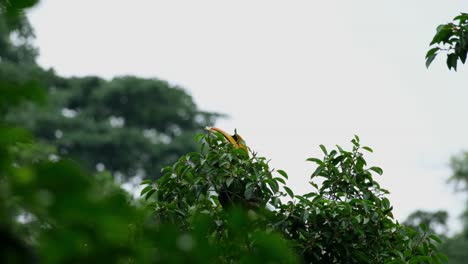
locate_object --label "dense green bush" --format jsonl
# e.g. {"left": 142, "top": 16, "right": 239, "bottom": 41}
{"left": 141, "top": 132, "right": 447, "bottom": 263}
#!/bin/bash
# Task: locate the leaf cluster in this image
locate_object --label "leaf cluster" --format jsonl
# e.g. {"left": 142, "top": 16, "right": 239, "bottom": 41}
{"left": 426, "top": 13, "right": 468, "bottom": 70}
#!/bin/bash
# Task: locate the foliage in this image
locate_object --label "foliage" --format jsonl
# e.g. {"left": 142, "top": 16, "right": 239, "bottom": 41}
{"left": 404, "top": 210, "right": 448, "bottom": 237}
{"left": 2, "top": 117, "right": 447, "bottom": 262}
{"left": 426, "top": 13, "right": 468, "bottom": 70}
{"left": 434, "top": 151, "right": 468, "bottom": 263}
{"left": 406, "top": 151, "right": 468, "bottom": 263}
{"left": 142, "top": 132, "right": 446, "bottom": 263}
{"left": 405, "top": 151, "right": 468, "bottom": 263}
{"left": 448, "top": 152, "right": 468, "bottom": 221}
{"left": 439, "top": 234, "right": 468, "bottom": 264}
{"left": 0, "top": 0, "right": 38, "bottom": 64}
{"left": 448, "top": 152, "right": 468, "bottom": 191}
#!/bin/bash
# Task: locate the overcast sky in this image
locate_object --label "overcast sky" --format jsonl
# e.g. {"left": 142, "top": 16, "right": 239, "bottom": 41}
{"left": 28, "top": 0, "right": 468, "bottom": 232}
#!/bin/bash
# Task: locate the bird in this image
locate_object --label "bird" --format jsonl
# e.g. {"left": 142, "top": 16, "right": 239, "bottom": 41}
{"left": 205, "top": 127, "right": 261, "bottom": 209}
{"left": 205, "top": 127, "right": 248, "bottom": 154}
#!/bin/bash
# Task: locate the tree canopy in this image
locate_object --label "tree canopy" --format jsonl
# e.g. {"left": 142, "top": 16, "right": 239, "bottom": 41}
{"left": 0, "top": 1, "right": 219, "bottom": 180}
{"left": 7, "top": 74, "right": 219, "bottom": 178}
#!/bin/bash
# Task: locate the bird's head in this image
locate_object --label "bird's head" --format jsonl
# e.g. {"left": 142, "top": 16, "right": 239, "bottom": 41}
{"left": 206, "top": 127, "right": 248, "bottom": 154}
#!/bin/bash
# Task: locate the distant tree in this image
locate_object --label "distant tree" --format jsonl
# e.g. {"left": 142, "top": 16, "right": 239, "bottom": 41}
{"left": 436, "top": 153, "right": 468, "bottom": 263}
{"left": 1, "top": 1, "right": 219, "bottom": 180}
{"left": 449, "top": 152, "right": 468, "bottom": 191}
{"left": 404, "top": 152, "right": 468, "bottom": 263}
{"left": 440, "top": 234, "right": 468, "bottom": 264}
{"left": 447, "top": 152, "right": 468, "bottom": 236}
{"left": 404, "top": 210, "right": 449, "bottom": 236}
{"left": 8, "top": 75, "right": 219, "bottom": 179}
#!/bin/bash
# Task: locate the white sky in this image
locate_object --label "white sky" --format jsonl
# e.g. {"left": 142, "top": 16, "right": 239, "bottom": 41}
{"left": 28, "top": 0, "right": 468, "bottom": 232}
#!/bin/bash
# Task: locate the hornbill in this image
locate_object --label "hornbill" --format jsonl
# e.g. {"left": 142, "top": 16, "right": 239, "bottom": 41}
{"left": 205, "top": 127, "right": 248, "bottom": 154}
{"left": 206, "top": 127, "right": 261, "bottom": 209}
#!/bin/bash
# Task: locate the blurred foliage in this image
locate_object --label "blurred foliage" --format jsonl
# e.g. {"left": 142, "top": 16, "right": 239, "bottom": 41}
{"left": 404, "top": 152, "right": 468, "bottom": 263}
{"left": 7, "top": 75, "right": 220, "bottom": 179}
{"left": 426, "top": 13, "right": 468, "bottom": 70}
{"left": 434, "top": 152, "right": 468, "bottom": 263}
{"left": 449, "top": 152, "right": 468, "bottom": 192}
{"left": 439, "top": 234, "right": 468, "bottom": 264}
{"left": 404, "top": 210, "right": 448, "bottom": 237}
{"left": 0, "top": 0, "right": 38, "bottom": 64}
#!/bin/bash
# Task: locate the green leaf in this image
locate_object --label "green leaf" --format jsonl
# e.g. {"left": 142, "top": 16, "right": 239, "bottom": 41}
{"left": 430, "top": 24, "right": 453, "bottom": 45}
{"left": 459, "top": 49, "right": 467, "bottom": 64}
{"left": 306, "top": 158, "right": 324, "bottom": 165}
{"left": 354, "top": 134, "right": 360, "bottom": 142}
{"left": 426, "top": 51, "right": 438, "bottom": 68}
{"left": 425, "top": 47, "right": 439, "bottom": 59}
{"left": 274, "top": 177, "right": 286, "bottom": 185}
{"left": 454, "top": 13, "right": 468, "bottom": 23}
{"left": 302, "top": 210, "right": 310, "bottom": 222}
{"left": 244, "top": 182, "right": 255, "bottom": 199}
{"left": 319, "top": 144, "right": 328, "bottom": 155}
{"left": 283, "top": 186, "right": 294, "bottom": 198}
{"left": 140, "top": 185, "right": 153, "bottom": 196}
{"left": 226, "top": 177, "right": 234, "bottom": 187}
{"left": 355, "top": 215, "right": 362, "bottom": 223}
{"left": 369, "top": 166, "right": 383, "bottom": 175}
{"left": 428, "top": 234, "right": 442, "bottom": 244}
{"left": 362, "top": 146, "right": 373, "bottom": 153}
{"left": 144, "top": 189, "right": 156, "bottom": 200}
{"left": 420, "top": 223, "right": 429, "bottom": 232}
{"left": 277, "top": 169, "right": 288, "bottom": 179}
{"left": 311, "top": 165, "right": 324, "bottom": 177}
{"left": 447, "top": 53, "right": 458, "bottom": 71}
{"left": 309, "top": 181, "right": 319, "bottom": 189}
{"left": 140, "top": 179, "right": 152, "bottom": 185}
{"left": 435, "top": 253, "right": 448, "bottom": 263}
{"left": 267, "top": 179, "right": 279, "bottom": 193}
{"left": 194, "top": 133, "right": 205, "bottom": 142}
